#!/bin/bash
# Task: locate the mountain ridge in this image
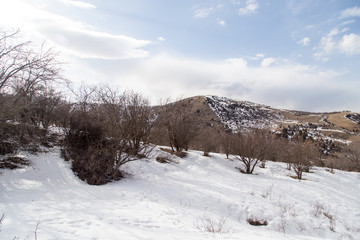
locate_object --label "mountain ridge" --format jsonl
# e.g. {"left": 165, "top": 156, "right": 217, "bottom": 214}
{"left": 156, "top": 95, "right": 360, "bottom": 146}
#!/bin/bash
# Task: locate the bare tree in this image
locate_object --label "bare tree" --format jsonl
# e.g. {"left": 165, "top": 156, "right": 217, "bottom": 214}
{"left": 277, "top": 138, "right": 293, "bottom": 170}
{"left": 344, "top": 142, "right": 360, "bottom": 171}
{"left": 219, "top": 130, "right": 233, "bottom": 159}
{"left": 63, "top": 86, "right": 154, "bottom": 184}
{"left": 98, "top": 88, "right": 153, "bottom": 157}
{"left": 0, "top": 29, "right": 63, "bottom": 95}
{"left": 0, "top": 29, "right": 65, "bottom": 153}
{"left": 155, "top": 98, "right": 198, "bottom": 152}
{"left": 120, "top": 91, "right": 153, "bottom": 153}
{"left": 284, "top": 141, "right": 317, "bottom": 179}
{"left": 197, "top": 128, "right": 219, "bottom": 156}
{"left": 230, "top": 129, "right": 272, "bottom": 174}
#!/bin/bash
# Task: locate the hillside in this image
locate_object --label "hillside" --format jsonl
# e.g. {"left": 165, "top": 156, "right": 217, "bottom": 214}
{"left": 159, "top": 95, "right": 359, "bottom": 131}
{"left": 156, "top": 95, "right": 360, "bottom": 147}
{"left": 1, "top": 147, "right": 359, "bottom": 239}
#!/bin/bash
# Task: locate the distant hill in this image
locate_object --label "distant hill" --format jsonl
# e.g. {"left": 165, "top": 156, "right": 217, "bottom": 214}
{"left": 153, "top": 95, "right": 360, "bottom": 147}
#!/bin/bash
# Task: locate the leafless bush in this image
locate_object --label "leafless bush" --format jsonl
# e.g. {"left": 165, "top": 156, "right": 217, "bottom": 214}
{"left": 195, "top": 215, "right": 229, "bottom": 234}
{"left": 0, "top": 156, "right": 30, "bottom": 169}
{"left": 63, "top": 86, "right": 153, "bottom": 185}
{"left": 219, "top": 130, "right": 233, "bottom": 159}
{"left": 159, "top": 147, "right": 187, "bottom": 159}
{"left": 278, "top": 215, "right": 287, "bottom": 233}
{"left": 175, "top": 151, "right": 187, "bottom": 158}
{"left": 344, "top": 142, "right": 360, "bottom": 172}
{"left": 156, "top": 155, "right": 171, "bottom": 163}
{"left": 312, "top": 202, "right": 325, "bottom": 217}
{"left": 154, "top": 98, "right": 198, "bottom": 152}
{"left": 259, "top": 161, "right": 266, "bottom": 168}
{"left": 323, "top": 211, "right": 336, "bottom": 232}
{"left": 197, "top": 128, "right": 219, "bottom": 157}
{"left": 290, "top": 142, "right": 317, "bottom": 179}
{"left": 0, "top": 29, "right": 65, "bottom": 155}
{"left": 278, "top": 140, "right": 317, "bottom": 179}
{"left": 230, "top": 129, "right": 272, "bottom": 174}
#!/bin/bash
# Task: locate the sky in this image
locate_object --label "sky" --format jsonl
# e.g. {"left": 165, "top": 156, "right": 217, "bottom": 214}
{"left": 0, "top": 0, "right": 359, "bottom": 112}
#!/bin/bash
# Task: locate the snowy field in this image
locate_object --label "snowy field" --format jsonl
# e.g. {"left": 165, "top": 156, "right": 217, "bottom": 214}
{"left": 1, "top": 147, "right": 359, "bottom": 240}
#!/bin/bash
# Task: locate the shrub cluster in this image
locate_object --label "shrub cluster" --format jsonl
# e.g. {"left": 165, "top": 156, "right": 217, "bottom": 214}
{"left": 62, "top": 89, "right": 153, "bottom": 185}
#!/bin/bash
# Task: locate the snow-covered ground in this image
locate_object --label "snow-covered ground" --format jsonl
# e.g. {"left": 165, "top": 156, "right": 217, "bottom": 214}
{"left": 1, "top": 147, "right": 359, "bottom": 240}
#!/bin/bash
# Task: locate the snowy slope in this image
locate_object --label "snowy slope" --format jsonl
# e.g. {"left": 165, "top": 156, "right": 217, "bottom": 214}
{"left": 205, "top": 96, "right": 282, "bottom": 130}
{"left": 345, "top": 113, "right": 360, "bottom": 125}
{"left": 1, "top": 147, "right": 359, "bottom": 240}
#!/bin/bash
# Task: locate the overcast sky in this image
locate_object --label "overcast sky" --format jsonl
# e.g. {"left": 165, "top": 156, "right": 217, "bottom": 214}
{"left": 1, "top": 0, "right": 359, "bottom": 112}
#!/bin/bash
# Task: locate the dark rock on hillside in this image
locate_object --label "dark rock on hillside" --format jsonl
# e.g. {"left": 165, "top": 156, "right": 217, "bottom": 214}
{"left": 205, "top": 96, "right": 283, "bottom": 130}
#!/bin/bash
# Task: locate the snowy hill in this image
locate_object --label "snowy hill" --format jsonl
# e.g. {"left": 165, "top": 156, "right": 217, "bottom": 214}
{"left": 205, "top": 96, "right": 283, "bottom": 130}
{"left": 1, "top": 147, "right": 359, "bottom": 240}
{"left": 158, "top": 96, "right": 360, "bottom": 147}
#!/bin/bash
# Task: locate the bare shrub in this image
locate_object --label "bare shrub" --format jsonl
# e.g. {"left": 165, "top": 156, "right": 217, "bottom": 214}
{"left": 323, "top": 211, "right": 336, "bottom": 232}
{"left": 344, "top": 142, "right": 360, "bottom": 171}
{"left": 159, "top": 147, "right": 187, "bottom": 159}
{"left": 156, "top": 155, "right": 171, "bottom": 163}
{"left": 154, "top": 98, "right": 198, "bottom": 152}
{"left": 278, "top": 140, "right": 318, "bottom": 180}
{"left": 0, "top": 156, "right": 30, "bottom": 169}
{"left": 230, "top": 129, "right": 272, "bottom": 174}
{"left": 219, "top": 130, "right": 233, "bottom": 159}
{"left": 259, "top": 161, "right": 266, "bottom": 168}
{"left": 197, "top": 128, "right": 219, "bottom": 157}
{"left": 0, "top": 29, "right": 65, "bottom": 155}
{"left": 290, "top": 142, "right": 317, "bottom": 180}
{"left": 63, "top": 86, "right": 153, "bottom": 185}
{"left": 278, "top": 215, "right": 287, "bottom": 233}
{"left": 312, "top": 202, "right": 325, "bottom": 217}
{"left": 195, "top": 215, "right": 229, "bottom": 234}
{"left": 175, "top": 151, "right": 187, "bottom": 158}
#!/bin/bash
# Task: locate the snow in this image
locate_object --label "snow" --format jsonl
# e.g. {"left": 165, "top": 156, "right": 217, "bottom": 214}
{"left": 316, "top": 127, "right": 345, "bottom": 133}
{"left": 1, "top": 147, "right": 360, "bottom": 240}
{"left": 205, "top": 96, "right": 282, "bottom": 130}
{"left": 345, "top": 114, "right": 360, "bottom": 125}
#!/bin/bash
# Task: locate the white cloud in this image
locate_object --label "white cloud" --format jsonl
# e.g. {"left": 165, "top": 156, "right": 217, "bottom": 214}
{"left": 225, "top": 58, "right": 248, "bottom": 68}
{"left": 238, "top": 0, "right": 259, "bottom": 16}
{"left": 341, "top": 20, "right": 356, "bottom": 26}
{"left": 314, "top": 28, "right": 360, "bottom": 60}
{"left": 340, "top": 6, "right": 360, "bottom": 18}
{"left": 256, "top": 53, "right": 265, "bottom": 58}
{"left": 157, "top": 36, "right": 166, "bottom": 42}
{"left": 0, "top": 0, "right": 150, "bottom": 60}
{"left": 193, "top": 7, "right": 215, "bottom": 18}
{"left": 261, "top": 57, "right": 276, "bottom": 67}
{"left": 217, "top": 19, "right": 226, "bottom": 26}
{"left": 298, "top": 37, "right": 310, "bottom": 46}
{"left": 38, "top": 25, "right": 150, "bottom": 59}
{"left": 60, "top": 0, "right": 96, "bottom": 9}
{"left": 339, "top": 33, "right": 360, "bottom": 55}
{"left": 97, "top": 54, "right": 357, "bottom": 112}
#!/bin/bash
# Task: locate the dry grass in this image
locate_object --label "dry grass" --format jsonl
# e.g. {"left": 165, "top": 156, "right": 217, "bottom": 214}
{"left": 159, "top": 147, "right": 187, "bottom": 158}
{"left": 327, "top": 112, "right": 360, "bottom": 131}
{"left": 280, "top": 110, "right": 324, "bottom": 125}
